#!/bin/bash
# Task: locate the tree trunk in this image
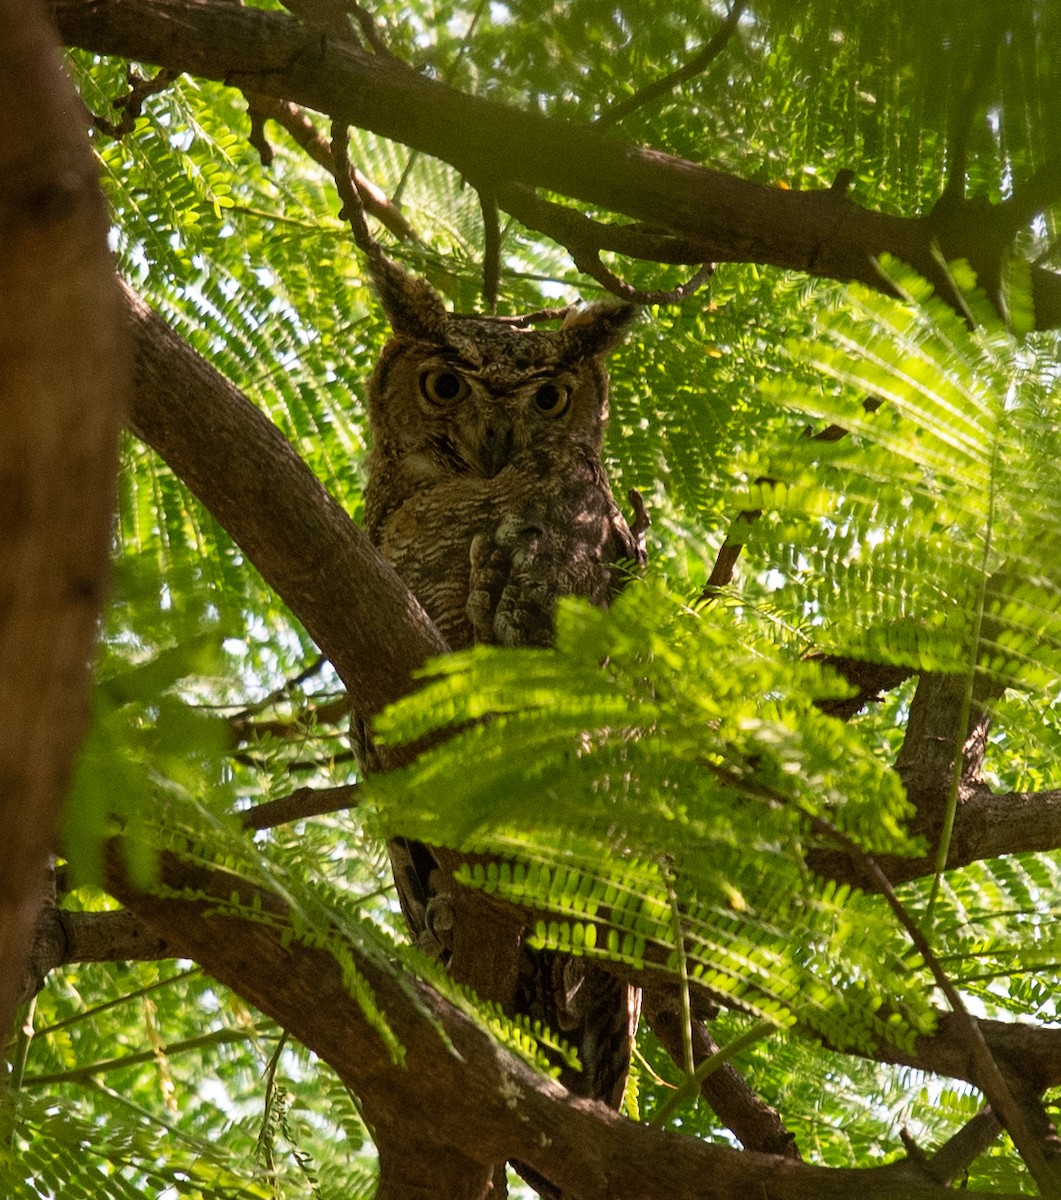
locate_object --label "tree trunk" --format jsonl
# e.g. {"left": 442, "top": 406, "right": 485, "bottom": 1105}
{"left": 0, "top": 0, "right": 125, "bottom": 1036}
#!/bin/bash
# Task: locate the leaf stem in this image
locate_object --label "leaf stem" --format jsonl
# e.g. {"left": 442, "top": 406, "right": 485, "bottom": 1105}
{"left": 650, "top": 1018, "right": 775, "bottom": 1128}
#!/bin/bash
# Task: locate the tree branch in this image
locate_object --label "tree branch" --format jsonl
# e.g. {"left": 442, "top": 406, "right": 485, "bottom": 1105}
{"left": 50, "top": 0, "right": 1061, "bottom": 328}
{"left": 595, "top": 0, "right": 748, "bottom": 131}
{"left": 121, "top": 282, "right": 446, "bottom": 733}
{"left": 240, "top": 782, "right": 362, "bottom": 830}
{"left": 20, "top": 907, "right": 171, "bottom": 1006}
{"left": 918, "top": 1108, "right": 1002, "bottom": 1186}
{"left": 22, "top": 1028, "right": 257, "bottom": 1088}
{"left": 894, "top": 672, "right": 994, "bottom": 833}
{"left": 104, "top": 844, "right": 1029, "bottom": 1200}
{"left": 88, "top": 63, "right": 177, "bottom": 138}
{"left": 808, "top": 786, "right": 1061, "bottom": 887}
{"left": 243, "top": 92, "right": 418, "bottom": 240}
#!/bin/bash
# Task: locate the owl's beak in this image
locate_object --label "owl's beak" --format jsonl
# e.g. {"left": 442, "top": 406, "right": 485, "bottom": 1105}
{"left": 477, "top": 419, "right": 514, "bottom": 477}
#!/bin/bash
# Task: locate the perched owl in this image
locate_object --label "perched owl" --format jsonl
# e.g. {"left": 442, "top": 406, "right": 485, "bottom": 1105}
{"left": 361, "top": 255, "right": 644, "bottom": 1138}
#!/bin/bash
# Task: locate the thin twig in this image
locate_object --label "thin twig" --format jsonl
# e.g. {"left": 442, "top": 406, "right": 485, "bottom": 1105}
{"left": 228, "top": 694, "right": 351, "bottom": 748}
{"left": 595, "top": 0, "right": 748, "bottom": 131}
{"left": 927, "top": 438, "right": 998, "bottom": 915}
{"left": 35, "top": 969, "right": 200, "bottom": 1038}
{"left": 661, "top": 863, "right": 695, "bottom": 1080}
{"left": 230, "top": 656, "right": 328, "bottom": 721}
{"left": 650, "top": 1018, "right": 776, "bottom": 1129}
{"left": 330, "top": 121, "right": 383, "bottom": 259}
{"left": 572, "top": 250, "right": 715, "bottom": 304}
{"left": 699, "top": 398, "right": 882, "bottom": 600}
{"left": 391, "top": 0, "right": 489, "bottom": 206}
{"left": 479, "top": 307, "right": 575, "bottom": 326}
{"left": 479, "top": 186, "right": 501, "bottom": 311}
{"left": 91, "top": 66, "right": 178, "bottom": 139}
{"left": 231, "top": 747, "right": 358, "bottom": 773}
{"left": 240, "top": 783, "right": 362, "bottom": 831}
{"left": 21, "top": 1030, "right": 262, "bottom": 1087}
{"left": 248, "top": 95, "right": 417, "bottom": 241}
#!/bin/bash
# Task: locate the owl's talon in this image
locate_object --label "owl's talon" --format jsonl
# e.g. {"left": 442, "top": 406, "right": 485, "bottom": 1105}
{"left": 424, "top": 894, "right": 456, "bottom": 953}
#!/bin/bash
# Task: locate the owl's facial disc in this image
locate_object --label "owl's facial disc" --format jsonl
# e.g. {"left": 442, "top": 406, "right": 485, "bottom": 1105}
{"left": 414, "top": 358, "right": 583, "bottom": 478}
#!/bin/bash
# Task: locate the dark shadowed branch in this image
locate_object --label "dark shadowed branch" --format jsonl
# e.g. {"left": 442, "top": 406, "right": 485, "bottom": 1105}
{"left": 50, "top": 0, "right": 1061, "bottom": 328}
{"left": 103, "top": 844, "right": 1033, "bottom": 1200}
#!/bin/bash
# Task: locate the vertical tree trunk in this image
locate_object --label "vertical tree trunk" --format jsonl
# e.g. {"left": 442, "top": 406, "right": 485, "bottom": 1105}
{"left": 0, "top": 0, "right": 125, "bottom": 1035}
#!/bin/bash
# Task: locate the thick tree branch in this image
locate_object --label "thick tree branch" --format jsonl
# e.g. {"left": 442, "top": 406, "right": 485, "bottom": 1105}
{"left": 121, "top": 283, "right": 446, "bottom": 732}
{"left": 104, "top": 846, "right": 1029, "bottom": 1200}
{"left": 51, "top": 0, "right": 1061, "bottom": 328}
{"left": 894, "top": 672, "right": 994, "bottom": 833}
{"left": 23, "top": 907, "right": 171, "bottom": 1005}
{"left": 808, "top": 786, "right": 1061, "bottom": 887}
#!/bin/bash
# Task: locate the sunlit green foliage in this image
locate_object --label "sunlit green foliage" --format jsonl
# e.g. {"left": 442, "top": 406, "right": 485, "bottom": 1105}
{"left": 373, "top": 583, "right": 931, "bottom": 1051}
{"left": 9, "top": 3, "right": 1061, "bottom": 1197}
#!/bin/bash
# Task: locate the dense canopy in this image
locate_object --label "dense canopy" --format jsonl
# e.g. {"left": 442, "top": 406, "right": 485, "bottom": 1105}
{"left": 3, "top": 1, "right": 1061, "bottom": 1197}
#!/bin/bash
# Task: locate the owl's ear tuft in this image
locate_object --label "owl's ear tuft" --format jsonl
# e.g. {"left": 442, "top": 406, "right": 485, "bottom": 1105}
{"left": 561, "top": 302, "right": 638, "bottom": 358}
{"left": 368, "top": 253, "right": 448, "bottom": 340}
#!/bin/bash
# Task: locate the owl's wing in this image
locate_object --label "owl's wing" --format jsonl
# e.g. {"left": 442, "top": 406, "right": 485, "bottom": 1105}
{"left": 466, "top": 480, "right": 648, "bottom": 648}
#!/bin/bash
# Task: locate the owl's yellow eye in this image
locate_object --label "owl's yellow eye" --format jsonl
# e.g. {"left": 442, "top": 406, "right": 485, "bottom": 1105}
{"left": 533, "top": 382, "right": 570, "bottom": 417}
{"left": 420, "top": 369, "right": 469, "bottom": 406}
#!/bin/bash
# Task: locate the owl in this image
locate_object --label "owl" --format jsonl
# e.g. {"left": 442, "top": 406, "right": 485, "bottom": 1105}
{"left": 361, "top": 254, "right": 644, "bottom": 1132}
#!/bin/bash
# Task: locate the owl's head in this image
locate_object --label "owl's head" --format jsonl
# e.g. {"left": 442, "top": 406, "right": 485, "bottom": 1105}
{"left": 366, "top": 256, "right": 636, "bottom": 480}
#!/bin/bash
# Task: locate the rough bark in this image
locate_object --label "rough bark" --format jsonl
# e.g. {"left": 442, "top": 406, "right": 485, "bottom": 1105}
{"left": 0, "top": 0, "right": 124, "bottom": 1037}
{"left": 50, "top": 0, "right": 1061, "bottom": 329}
{"left": 123, "top": 283, "right": 446, "bottom": 729}
{"left": 105, "top": 846, "right": 1032, "bottom": 1200}
{"left": 19, "top": 908, "right": 171, "bottom": 1008}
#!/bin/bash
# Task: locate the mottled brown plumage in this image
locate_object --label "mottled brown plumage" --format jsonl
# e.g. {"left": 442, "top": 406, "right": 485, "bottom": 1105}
{"left": 362, "top": 257, "right": 644, "bottom": 1175}
{"left": 363, "top": 261, "right": 643, "bottom": 652}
